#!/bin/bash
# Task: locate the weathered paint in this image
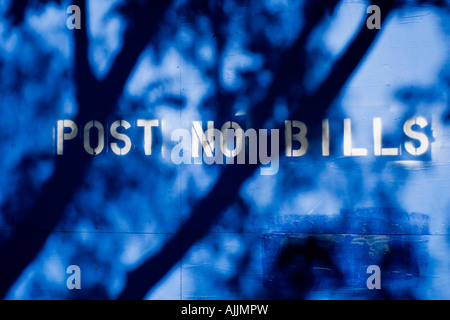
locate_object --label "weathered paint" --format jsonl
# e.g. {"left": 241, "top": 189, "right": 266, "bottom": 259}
{"left": 0, "top": 0, "right": 449, "bottom": 300}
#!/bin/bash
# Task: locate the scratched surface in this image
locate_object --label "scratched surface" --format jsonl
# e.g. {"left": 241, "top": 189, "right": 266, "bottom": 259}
{"left": 0, "top": 0, "right": 450, "bottom": 300}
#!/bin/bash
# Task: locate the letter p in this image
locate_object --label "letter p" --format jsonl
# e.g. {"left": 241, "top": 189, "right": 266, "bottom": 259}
{"left": 57, "top": 120, "right": 78, "bottom": 155}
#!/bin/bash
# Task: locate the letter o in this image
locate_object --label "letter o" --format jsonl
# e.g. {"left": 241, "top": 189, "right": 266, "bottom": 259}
{"left": 84, "top": 120, "right": 105, "bottom": 155}
{"left": 220, "top": 121, "right": 243, "bottom": 157}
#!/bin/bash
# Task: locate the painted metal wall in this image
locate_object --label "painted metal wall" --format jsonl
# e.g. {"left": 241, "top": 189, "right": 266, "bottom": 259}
{"left": 0, "top": 0, "right": 449, "bottom": 300}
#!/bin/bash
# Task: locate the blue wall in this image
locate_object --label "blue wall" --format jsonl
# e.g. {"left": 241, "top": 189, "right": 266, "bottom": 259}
{"left": 0, "top": 0, "right": 449, "bottom": 300}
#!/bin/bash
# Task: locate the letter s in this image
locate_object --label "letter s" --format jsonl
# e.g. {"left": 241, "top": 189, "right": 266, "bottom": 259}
{"left": 403, "top": 116, "right": 429, "bottom": 156}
